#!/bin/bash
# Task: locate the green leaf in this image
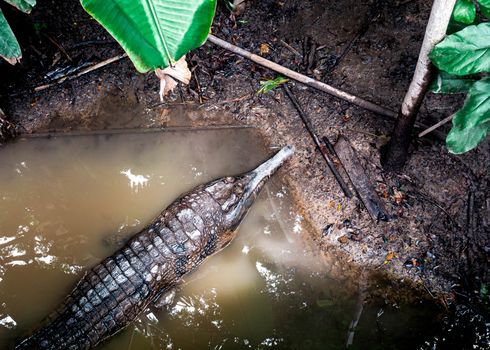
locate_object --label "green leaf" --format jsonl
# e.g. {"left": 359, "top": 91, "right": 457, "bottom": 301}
{"left": 478, "top": 0, "right": 490, "bottom": 8}
{"left": 430, "top": 23, "right": 490, "bottom": 75}
{"left": 80, "top": 0, "right": 217, "bottom": 73}
{"left": 429, "top": 71, "right": 477, "bottom": 94}
{"left": 481, "top": 5, "right": 490, "bottom": 19}
{"left": 478, "top": 0, "right": 490, "bottom": 18}
{"left": 453, "top": 78, "right": 490, "bottom": 129}
{"left": 452, "top": 0, "right": 476, "bottom": 24}
{"left": 447, "top": 18, "right": 468, "bottom": 35}
{"left": 3, "top": 0, "right": 36, "bottom": 14}
{"left": 257, "top": 76, "right": 289, "bottom": 94}
{"left": 446, "top": 78, "right": 490, "bottom": 154}
{"left": 446, "top": 122, "right": 489, "bottom": 153}
{"left": 0, "top": 8, "right": 21, "bottom": 64}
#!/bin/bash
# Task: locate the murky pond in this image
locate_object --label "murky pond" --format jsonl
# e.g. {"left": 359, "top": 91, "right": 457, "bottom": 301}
{"left": 0, "top": 129, "right": 446, "bottom": 349}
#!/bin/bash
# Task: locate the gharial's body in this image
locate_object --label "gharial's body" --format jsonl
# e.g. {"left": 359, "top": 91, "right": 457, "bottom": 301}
{"left": 15, "top": 145, "right": 294, "bottom": 350}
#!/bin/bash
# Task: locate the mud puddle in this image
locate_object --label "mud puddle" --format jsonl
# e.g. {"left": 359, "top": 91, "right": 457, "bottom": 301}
{"left": 0, "top": 129, "right": 444, "bottom": 349}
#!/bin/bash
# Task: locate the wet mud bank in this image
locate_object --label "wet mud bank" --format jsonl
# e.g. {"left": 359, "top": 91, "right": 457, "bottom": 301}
{"left": 0, "top": 0, "right": 489, "bottom": 348}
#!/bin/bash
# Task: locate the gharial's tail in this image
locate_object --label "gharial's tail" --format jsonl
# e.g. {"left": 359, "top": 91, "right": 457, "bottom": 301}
{"left": 15, "top": 316, "right": 70, "bottom": 350}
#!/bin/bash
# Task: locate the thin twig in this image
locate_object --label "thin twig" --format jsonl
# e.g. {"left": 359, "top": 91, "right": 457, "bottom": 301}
{"left": 191, "top": 66, "right": 204, "bottom": 104}
{"left": 278, "top": 39, "right": 303, "bottom": 58}
{"left": 127, "top": 327, "right": 136, "bottom": 350}
{"left": 327, "top": 1, "right": 381, "bottom": 73}
{"left": 204, "top": 93, "right": 253, "bottom": 106}
{"left": 67, "top": 40, "right": 117, "bottom": 50}
{"left": 283, "top": 85, "right": 353, "bottom": 198}
{"left": 410, "top": 190, "right": 460, "bottom": 229}
{"left": 418, "top": 114, "right": 453, "bottom": 137}
{"left": 34, "top": 54, "right": 128, "bottom": 92}
{"left": 207, "top": 34, "right": 396, "bottom": 118}
{"left": 346, "top": 269, "right": 367, "bottom": 347}
{"left": 321, "top": 136, "right": 337, "bottom": 156}
{"left": 43, "top": 33, "right": 72, "bottom": 61}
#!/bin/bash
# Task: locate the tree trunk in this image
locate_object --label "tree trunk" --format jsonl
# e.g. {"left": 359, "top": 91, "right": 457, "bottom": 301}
{"left": 381, "top": 0, "right": 457, "bottom": 171}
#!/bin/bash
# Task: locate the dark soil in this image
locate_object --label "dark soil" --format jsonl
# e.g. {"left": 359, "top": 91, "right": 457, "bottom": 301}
{"left": 1, "top": 0, "right": 489, "bottom": 347}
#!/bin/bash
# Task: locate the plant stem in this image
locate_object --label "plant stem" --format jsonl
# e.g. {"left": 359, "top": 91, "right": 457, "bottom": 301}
{"left": 207, "top": 34, "right": 396, "bottom": 118}
{"left": 34, "top": 54, "right": 127, "bottom": 92}
{"left": 418, "top": 114, "right": 454, "bottom": 138}
{"left": 381, "top": 0, "right": 456, "bottom": 171}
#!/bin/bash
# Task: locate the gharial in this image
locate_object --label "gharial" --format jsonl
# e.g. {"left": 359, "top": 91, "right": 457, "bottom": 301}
{"left": 16, "top": 145, "right": 294, "bottom": 350}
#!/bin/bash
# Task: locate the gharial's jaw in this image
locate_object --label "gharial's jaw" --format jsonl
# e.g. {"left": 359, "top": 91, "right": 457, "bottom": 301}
{"left": 224, "top": 145, "right": 295, "bottom": 230}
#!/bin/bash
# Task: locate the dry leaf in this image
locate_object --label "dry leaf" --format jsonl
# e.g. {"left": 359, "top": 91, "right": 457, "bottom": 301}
{"left": 155, "top": 55, "right": 192, "bottom": 101}
{"left": 259, "top": 43, "right": 270, "bottom": 55}
{"left": 383, "top": 251, "right": 397, "bottom": 264}
{"left": 1, "top": 55, "right": 21, "bottom": 65}
{"left": 233, "top": 0, "right": 247, "bottom": 15}
{"left": 393, "top": 189, "right": 404, "bottom": 204}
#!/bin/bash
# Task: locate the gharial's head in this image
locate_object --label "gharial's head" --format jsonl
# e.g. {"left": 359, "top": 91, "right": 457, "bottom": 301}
{"left": 204, "top": 145, "right": 294, "bottom": 250}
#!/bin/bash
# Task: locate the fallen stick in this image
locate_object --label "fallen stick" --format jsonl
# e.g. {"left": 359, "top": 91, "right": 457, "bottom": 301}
{"left": 321, "top": 135, "right": 337, "bottom": 157}
{"left": 43, "top": 33, "right": 73, "bottom": 62}
{"left": 207, "top": 34, "right": 396, "bottom": 118}
{"left": 327, "top": 0, "right": 381, "bottom": 74}
{"left": 34, "top": 54, "right": 128, "bottom": 92}
{"left": 334, "top": 136, "right": 389, "bottom": 222}
{"left": 278, "top": 39, "right": 302, "bottom": 58}
{"left": 410, "top": 189, "right": 460, "bottom": 228}
{"left": 283, "top": 85, "right": 353, "bottom": 198}
{"left": 418, "top": 114, "right": 453, "bottom": 138}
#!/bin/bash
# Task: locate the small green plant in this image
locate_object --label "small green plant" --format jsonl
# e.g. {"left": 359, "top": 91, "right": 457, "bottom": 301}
{"left": 0, "top": 0, "right": 36, "bottom": 64}
{"left": 257, "top": 76, "right": 289, "bottom": 94}
{"left": 429, "top": 1, "right": 490, "bottom": 154}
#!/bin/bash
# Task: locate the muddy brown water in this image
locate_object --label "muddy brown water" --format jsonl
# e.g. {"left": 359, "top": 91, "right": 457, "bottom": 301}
{"left": 0, "top": 129, "right": 444, "bottom": 349}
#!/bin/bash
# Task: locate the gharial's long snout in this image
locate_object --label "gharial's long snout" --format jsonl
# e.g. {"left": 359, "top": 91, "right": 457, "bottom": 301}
{"left": 225, "top": 145, "right": 295, "bottom": 229}
{"left": 248, "top": 145, "right": 295, "bottom": 192}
